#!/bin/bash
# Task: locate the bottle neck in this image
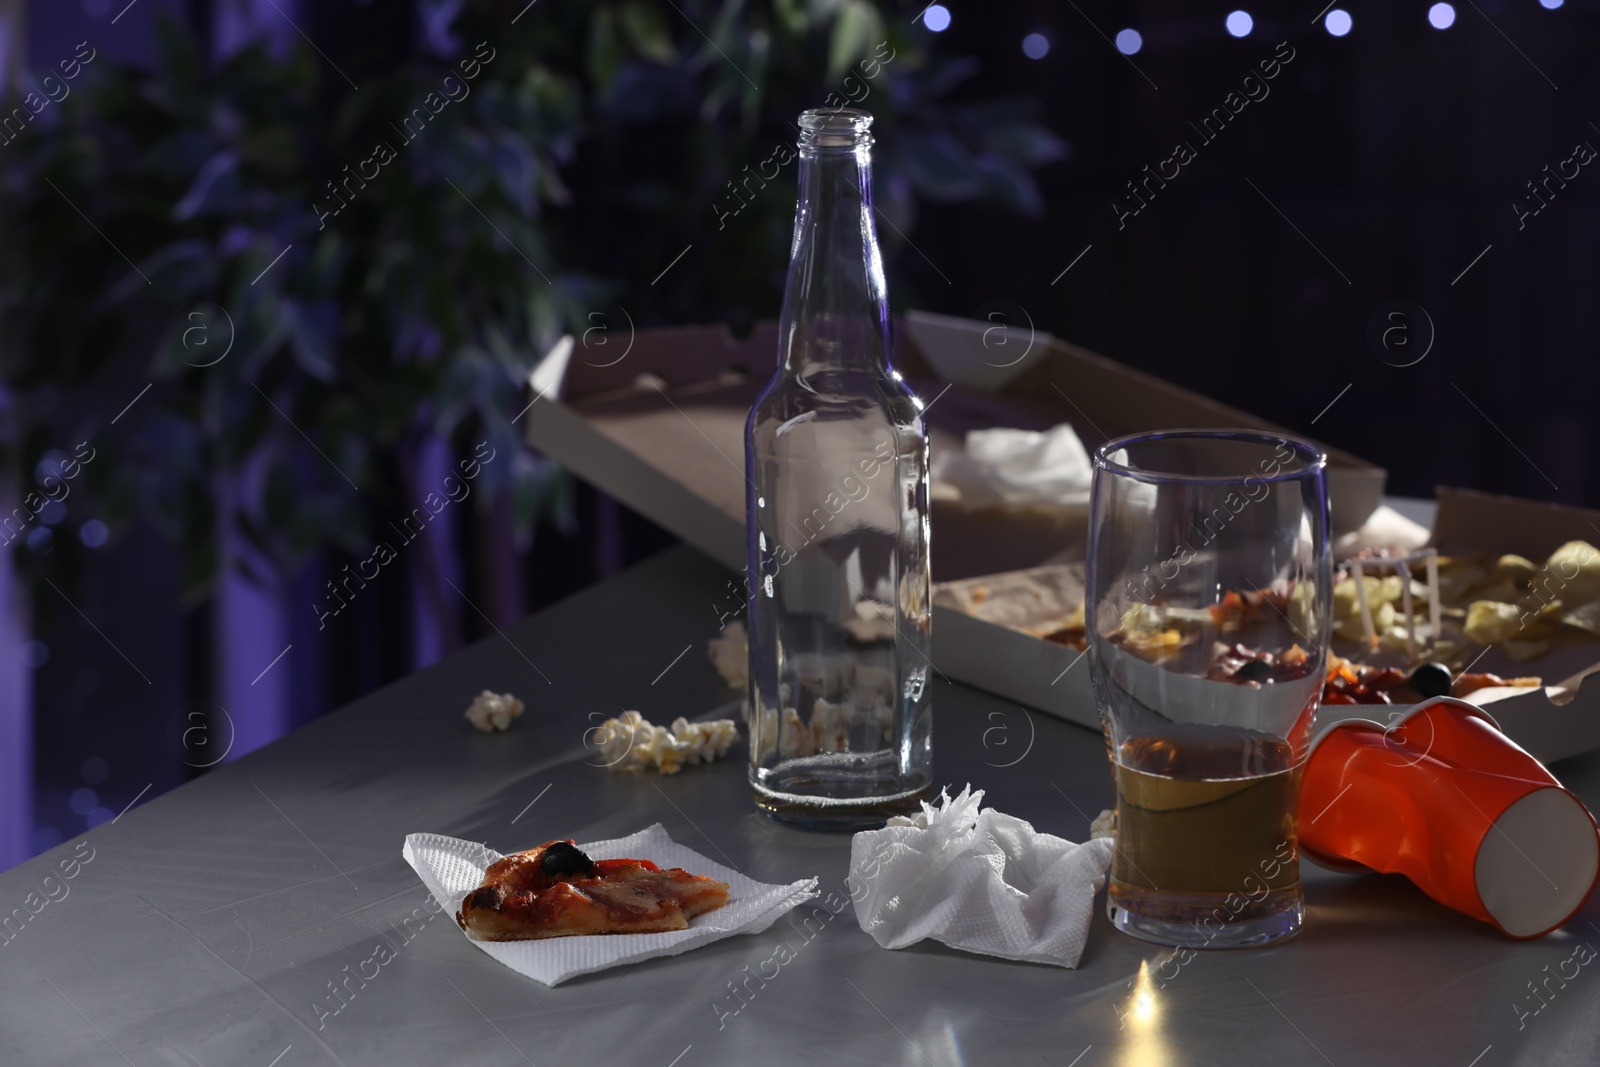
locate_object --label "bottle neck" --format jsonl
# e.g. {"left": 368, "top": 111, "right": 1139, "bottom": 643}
{"left": 777, "top": 139, "right": 892, "bottom": 378}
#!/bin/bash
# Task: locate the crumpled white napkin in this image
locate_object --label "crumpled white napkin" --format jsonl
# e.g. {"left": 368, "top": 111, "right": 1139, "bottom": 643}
{"left": 403, "top": 824, "right": 818, "bottom": 986}
{"left": 931, "top": 424, "right": 1093, "bottom": 509}
{"left": 846, "top": 786, "right": 1114, "bottom": 967}
{"left": 1333, "top": 503, "right": 1432, "bottom": 557}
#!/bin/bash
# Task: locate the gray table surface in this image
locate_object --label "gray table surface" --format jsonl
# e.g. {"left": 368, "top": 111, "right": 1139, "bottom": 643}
{"left": 6, "top": 512, "right": 1600, "bottom": 1067}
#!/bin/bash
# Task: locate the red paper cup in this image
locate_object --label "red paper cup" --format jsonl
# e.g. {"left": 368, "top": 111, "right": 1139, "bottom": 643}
{"left": 1299, "top": 696, "right": 1600, "bottom": 938}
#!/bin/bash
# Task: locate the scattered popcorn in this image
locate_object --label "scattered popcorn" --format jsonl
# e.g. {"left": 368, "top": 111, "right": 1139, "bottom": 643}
{"left": 743, "top": 660, "right": 899, "bottom": 760}
{"left": 778, "top": 707, "right": 810, "bottom": 760}
{"left": 672, "top": 715, "right": 739, "bottom": 765}
{"left": 464, "top": 690, "right": 524, "bottom": 732}
{"left": 708, "top": 621, "right": 748, "bottom": 690}
{"left": 596, "top": 710, "right": 739, "bottom": 774}
{"left": 771, "top": 697, "right": 893, "bottom": 759}
{"left": 811, "top": 698, "right": 852, "bottom": 753}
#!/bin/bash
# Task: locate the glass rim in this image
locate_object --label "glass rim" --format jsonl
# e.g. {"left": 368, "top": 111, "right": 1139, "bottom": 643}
{"left": 1093, "top": 428, "right": 1327, "bottom": 485}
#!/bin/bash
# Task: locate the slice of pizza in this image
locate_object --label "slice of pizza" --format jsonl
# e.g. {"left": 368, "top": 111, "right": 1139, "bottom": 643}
{"left": 456, "top": 839, "right": 731, "bottom": 941}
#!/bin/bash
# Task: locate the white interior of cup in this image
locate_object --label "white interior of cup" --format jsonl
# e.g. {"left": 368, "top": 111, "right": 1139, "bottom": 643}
{"left": 1475, "top": 786, "right": 1600, "bottom": 938}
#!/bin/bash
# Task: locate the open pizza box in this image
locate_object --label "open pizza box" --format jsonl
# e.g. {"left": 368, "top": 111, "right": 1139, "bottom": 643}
{"left": 523, "top": 310, "right": 1396, "bottom": 729}
{"left": 1342, "top": 486, "right": 1600, "bottom": 764}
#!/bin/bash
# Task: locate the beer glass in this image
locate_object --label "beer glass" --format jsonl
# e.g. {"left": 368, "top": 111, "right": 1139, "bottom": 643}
{"left": 1086, "top": 430, "right": 1331, "bottom": 947}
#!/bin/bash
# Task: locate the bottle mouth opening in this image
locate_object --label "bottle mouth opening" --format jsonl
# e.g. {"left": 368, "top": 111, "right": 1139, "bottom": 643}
{"left": 799, "top": 108, "right": 874, "bottom": 149}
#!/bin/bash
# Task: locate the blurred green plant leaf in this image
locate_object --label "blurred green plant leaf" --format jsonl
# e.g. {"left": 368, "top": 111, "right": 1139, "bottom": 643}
{"left": 619, "top": 1, "right": 678, "bottom": 66}
{"left": 828, "top": 0, "right": 880, "bottom": 80}
{"left": 588, "top": 6, "right": 626, "bottom": 92}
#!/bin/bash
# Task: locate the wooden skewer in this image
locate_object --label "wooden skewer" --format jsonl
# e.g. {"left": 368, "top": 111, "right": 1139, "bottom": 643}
{"left": 1399, "top": 560, "right": 1416, "bottom": 662}
{"left": 1425, "top": 549, "right": 1441, "bottom": 655}
{"left": 1351, "top": 559, "right": 1377, "bottom": 651}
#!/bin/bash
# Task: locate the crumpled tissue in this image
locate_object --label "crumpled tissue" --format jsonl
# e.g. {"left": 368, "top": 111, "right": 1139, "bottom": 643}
{"left": 846, "top": 786, "right": 1114, "bottom": 967}
{"left": 931, "top": 424, "right": 1094, "bottom": 509}
{"left": 403, "top": 824, "right": 818, "bottom": 986}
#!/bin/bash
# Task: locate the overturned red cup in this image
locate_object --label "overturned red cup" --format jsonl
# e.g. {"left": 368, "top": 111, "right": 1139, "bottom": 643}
{"left": 1299, "top": 696, "right": 1600, "bottom": 938}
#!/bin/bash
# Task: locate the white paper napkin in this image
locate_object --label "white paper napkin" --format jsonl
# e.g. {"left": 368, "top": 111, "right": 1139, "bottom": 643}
{"left": 931, "top": 424, "right": 1094, "bottom": 509}
{"left": 846, "top": 786, "right": 1114, "bottom": 968}
{"left": 1333, "top": 502, "right": 1432, "bottom": 556}
{"left": 403, "top": 824, "right": 818, "bottom": 986}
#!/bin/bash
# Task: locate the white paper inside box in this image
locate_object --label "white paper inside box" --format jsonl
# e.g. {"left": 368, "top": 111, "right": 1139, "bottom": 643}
{"left": 522, "top": 312, "right": 1387, "bottom": 742}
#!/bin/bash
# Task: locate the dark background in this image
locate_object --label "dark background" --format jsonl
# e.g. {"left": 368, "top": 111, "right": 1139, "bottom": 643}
{"left": 913, "top": 1, "right": 1597, "bottom": 504}
{"left": 5, "top": 0, "right": 1596, "bottom": 869}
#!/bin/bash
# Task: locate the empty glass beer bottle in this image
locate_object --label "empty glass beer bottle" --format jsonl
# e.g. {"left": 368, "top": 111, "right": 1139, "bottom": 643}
{"left": 743, "top": 108, "right": 933, "bottom": 829}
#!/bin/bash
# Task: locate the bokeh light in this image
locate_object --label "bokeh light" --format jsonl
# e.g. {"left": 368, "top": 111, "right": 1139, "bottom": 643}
{"left": 69, "top": 788, "right": 99, "bottom": 816}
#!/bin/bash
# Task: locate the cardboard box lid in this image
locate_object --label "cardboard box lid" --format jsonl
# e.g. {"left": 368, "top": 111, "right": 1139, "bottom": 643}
{"left": 1432, "top": 486, "right": 1600, "bottom": 557}
{"left": 524, "top": 313, "right": 1387, "bottom": 577}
